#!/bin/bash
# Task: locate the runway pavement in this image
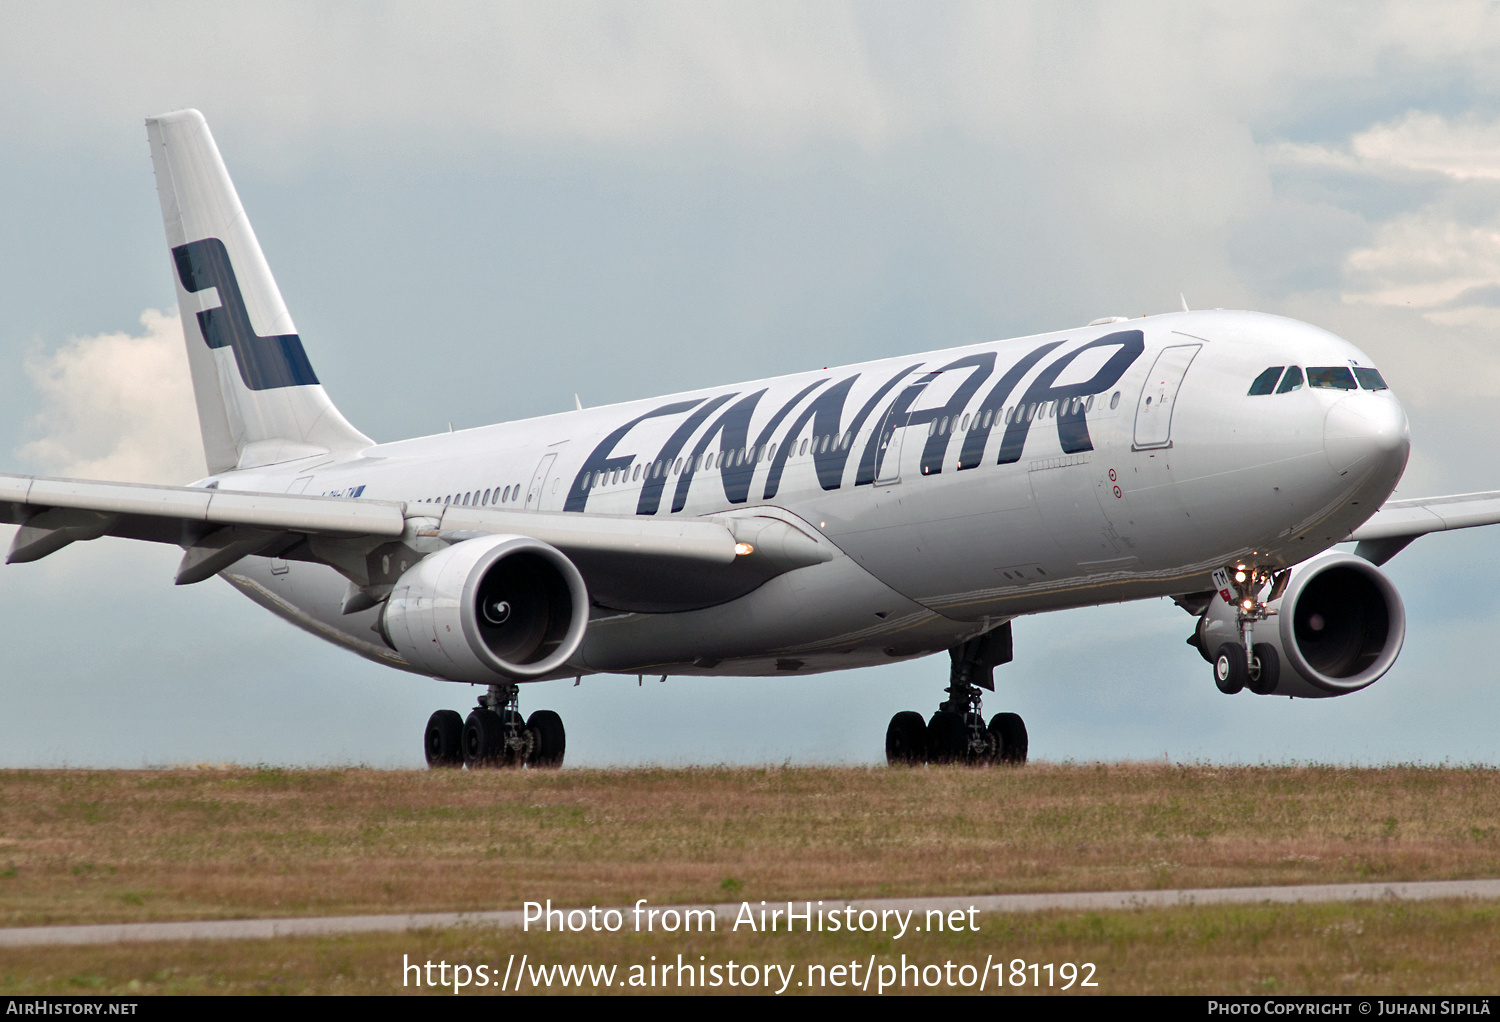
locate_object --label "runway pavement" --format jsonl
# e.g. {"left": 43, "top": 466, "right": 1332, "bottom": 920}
{"left": 4, "top": 878, "right": 1499, "bottom": 947}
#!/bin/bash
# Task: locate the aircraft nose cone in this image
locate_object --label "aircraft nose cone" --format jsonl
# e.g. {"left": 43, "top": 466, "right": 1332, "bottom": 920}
{"left": 1324, "top": 393, "right": 1410, "bottom": 477}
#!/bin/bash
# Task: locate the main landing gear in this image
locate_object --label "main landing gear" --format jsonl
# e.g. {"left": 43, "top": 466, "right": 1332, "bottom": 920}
{"left": 424, "top": 683, "right": 566, "bottom": 769}
{"left": 886, "top": 624, "right": 1028, "bottom": 766}
{"left": 1207, "top": 564, "right": 1285, "bottom": 697}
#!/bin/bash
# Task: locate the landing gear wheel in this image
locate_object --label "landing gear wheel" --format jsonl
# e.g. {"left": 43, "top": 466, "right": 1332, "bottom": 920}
{"left": 885, "top": 711, "right": 928, "bottom": 765}
{"left": 463, "top": 709, "right": 508, "bottom": 768}
{"left": 988, "top": 712, "right": 1028, "bottom": 765}
{"left": 926, "top": 710, "right": 968, "bottom": 764}
{"left": 1214, "top": 642, "right": 1247, "bottom": 695}
{"left": 526, "top": 710, "right": 566, "bottom": 769}
{"left": 1248, "top": 642, "right": 1280, "bottom": 695}
{"left": 424, "top": 710, "right": 463, "bottom": 768}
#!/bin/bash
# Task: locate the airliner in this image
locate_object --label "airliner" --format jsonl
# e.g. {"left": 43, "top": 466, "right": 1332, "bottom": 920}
{"left": 4, "top": 110, "right": 1494, "bottom": 769}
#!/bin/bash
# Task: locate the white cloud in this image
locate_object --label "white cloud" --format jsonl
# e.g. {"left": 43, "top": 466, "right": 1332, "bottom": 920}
{"left": 1264, "top": 141, "right": 1375, "bottom": 176}
{"left": 17, "top": 309, "right": 204, "bottom": 484}
{"left": 1268, "top": 110, "right": 1500, "bottom": 332}
{"left": 1351, "top": 112, "right": 1500, "bottom": 181}
{"left": 1343, "top": 212, "right": 1500, "bottom": 309}
{"left": 1271, "top": 112, "right": 1500, "bottom": 182}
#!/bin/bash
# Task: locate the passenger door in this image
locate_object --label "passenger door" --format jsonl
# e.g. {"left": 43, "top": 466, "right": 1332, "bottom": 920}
{"left": 874, "top": 371, "right": 935, "bottom": 486}
{"left": 1133, "top": 344, "right": 1201, "bottom": 450}
{"left": 525, "top": 453, "right": 557, "bottom": 510}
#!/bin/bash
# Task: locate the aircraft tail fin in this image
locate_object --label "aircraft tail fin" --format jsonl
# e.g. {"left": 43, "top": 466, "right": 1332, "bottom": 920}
{"left": 145, "top": 109, "right": 371, "bottom": 475}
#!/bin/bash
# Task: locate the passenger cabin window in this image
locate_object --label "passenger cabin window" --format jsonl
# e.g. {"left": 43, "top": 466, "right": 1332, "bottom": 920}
{"left": 1248, "top": 366, "right": 1284, "bottom": 395}
{"left": 1307, "top": 366, "right": 1357, "bottom": 390}
{"left": 1353, "top": 367, "right": 1389, "bottom": 391}
{"left": 1276, "top": 366, "right": 1304, "bottom": 393}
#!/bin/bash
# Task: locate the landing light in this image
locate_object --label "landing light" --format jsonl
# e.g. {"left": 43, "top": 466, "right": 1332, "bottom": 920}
{"left": 1242, "top": 599, "right": 1254, "bottom": 610}
{"left": 735, "top": 542, "right": 755, "bottom": 556}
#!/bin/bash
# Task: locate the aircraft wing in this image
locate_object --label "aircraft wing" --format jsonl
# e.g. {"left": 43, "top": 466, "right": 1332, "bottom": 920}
{"left": 0, "top": 473, "right": 830, "bottom": 612}
{"left": 1346, "top": 489, "right": 1500, "bottom": 564}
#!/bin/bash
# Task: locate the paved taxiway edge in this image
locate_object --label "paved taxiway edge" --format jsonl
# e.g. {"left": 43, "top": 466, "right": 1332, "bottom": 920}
{"left": 5, "top": 878, "right": 1499, "bottom": 947}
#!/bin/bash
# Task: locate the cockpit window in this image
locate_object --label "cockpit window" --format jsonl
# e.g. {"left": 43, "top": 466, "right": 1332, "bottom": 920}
{"left": 1276, "top": 365, "right": 1304, "bottom": 393}
{"left": 1307, "top": 366, "right": 1357, "bottom": 390}
{"left": 1248, "top": 366, "right": 1284, "bottom": 396}
{"left": 1353, "top": 367, "right": 1389, "bottom": 391}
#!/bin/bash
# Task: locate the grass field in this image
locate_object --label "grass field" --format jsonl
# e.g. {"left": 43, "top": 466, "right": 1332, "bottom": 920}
{"left": 3, "top": 764, "right": 1499, "bottom": 994}
{"left": 3, "top": 764, "right": 1499, "bottom": 926}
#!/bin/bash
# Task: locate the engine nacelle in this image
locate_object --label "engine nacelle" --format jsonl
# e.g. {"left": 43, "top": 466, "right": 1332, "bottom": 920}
{"left": 1197, "top": 551, "right": 1405, "bottom": 698}
{"left": 380, "top": 534, "right": 589, "bottom": 682}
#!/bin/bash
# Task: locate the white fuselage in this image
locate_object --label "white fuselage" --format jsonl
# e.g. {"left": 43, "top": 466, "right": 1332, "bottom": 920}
{"left": 211, "top": 309, "right": 1410, "bottom": 684}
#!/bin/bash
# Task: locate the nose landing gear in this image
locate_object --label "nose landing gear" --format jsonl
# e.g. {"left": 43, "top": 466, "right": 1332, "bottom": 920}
{"left": 885, "top": 624, "right": 1028, "bottom": 766}
{"left": 424, "top": 683, "right": 566, "bottom": 769}
{"left": 1208, "top": 564, "right": 1285, "bottom": 696}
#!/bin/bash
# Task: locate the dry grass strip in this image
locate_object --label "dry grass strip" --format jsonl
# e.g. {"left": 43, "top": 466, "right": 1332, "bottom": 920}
{"left": 1, "top": 764, "right": 1497, "bottom": 928}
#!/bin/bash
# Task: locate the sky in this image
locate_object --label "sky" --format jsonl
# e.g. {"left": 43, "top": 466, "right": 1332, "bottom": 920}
{"left": 5, "top": 1, "right": 1500, "bottom": 767}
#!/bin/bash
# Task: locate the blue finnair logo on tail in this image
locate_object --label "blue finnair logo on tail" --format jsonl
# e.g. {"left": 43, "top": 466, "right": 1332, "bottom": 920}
{"left": 172, "top": 238, "right": 319, "bottom": 391}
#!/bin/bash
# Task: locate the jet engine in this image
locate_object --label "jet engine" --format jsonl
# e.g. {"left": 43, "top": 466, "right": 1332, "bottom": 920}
{"left": 1195, "top": 550, "right": 1405, "bottom": 698}
{"left": 379, "top": 534, "right": 589, "bottom": 683}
